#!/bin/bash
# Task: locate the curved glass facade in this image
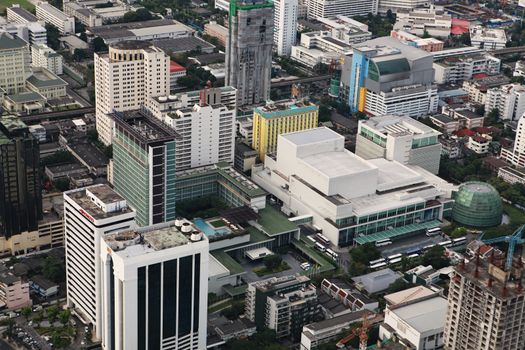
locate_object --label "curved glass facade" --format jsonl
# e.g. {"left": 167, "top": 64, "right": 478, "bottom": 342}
{"left": 452, "top": 181, "right": 503, "bottom": 227}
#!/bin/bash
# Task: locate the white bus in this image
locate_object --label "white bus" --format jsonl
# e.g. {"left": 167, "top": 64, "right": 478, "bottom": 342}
{"left": 423, "top": 243, "right": 436, "bottom": 251}
{"left": 407, "top": 253, "right": 419, "bottom": 259}
{"left": 370, "top": 262, "right": 387, "bottom": 270}
{"left": 315, "top": 242, "right": 326, "bottom": 252}
{"left": 369, "top": 258, "right": 386, "bottom": 266}
{"left": 452, "top": 237, "right": 467, "bottom": 246}
{"left": 387, "top": 253, "right": 403, "bottom": 261}
{"left": 439, "top": 240, "right": 452, "bottom": 247}
{"left": 306, "top": 236, "right": 317, "bottom": 245}
{"left": 426, "top": 227, "right": 441, "bottom": 237}
{"left": 389, "top": 257, "right": 402, "bottom": 265}
{"left": 326, "top": 249, "right": 338, "bottom": 260}
{"left": 375, "top": 239, "right": 392, "bottom": 247}
{"left": 316, "top": 233, "right": 331, "bottom": 246}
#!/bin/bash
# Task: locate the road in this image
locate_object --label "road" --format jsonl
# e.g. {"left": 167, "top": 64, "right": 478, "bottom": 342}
{"left": 14, "top": 316, "right": 51, "bottom": 350}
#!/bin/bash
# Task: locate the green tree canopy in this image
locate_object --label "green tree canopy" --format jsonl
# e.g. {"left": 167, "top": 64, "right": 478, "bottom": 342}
{"left": 350, "top": 242, "right": 380, "bottom": 265}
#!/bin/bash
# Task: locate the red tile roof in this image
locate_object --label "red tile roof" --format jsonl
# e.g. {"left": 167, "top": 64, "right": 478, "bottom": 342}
{"left": 170, "top": 61, "right": 186, "bottom": 73}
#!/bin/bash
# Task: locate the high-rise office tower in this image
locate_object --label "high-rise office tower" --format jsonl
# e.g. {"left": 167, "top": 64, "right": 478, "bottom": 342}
{"left": 0, "top": 115, "right": 41, "bottom": 238}
{"left": 225, "top": 0, "right": 273, "bottom": 107}
{"left": 444, "top": 256, "right": 525, "bottom": 350}
{"left": 347, "top": 37, "right": 437, "bottom": 118}
{"left": 501, "top": 115, "right": 525, "bottom": 167}
{"left": 274, "top": 0, "right": 298, "bottom": 56}
{"left": 112, "top": 110, "right": 178, "bottom": 227}
{"left": 0, "top": 33, "right": 32, "bottom": 95}
{"left": 252, "top": 99, "right": 319, "bottom": 160}
{"left": 99, "top": 220, "right": 209, "bottom": 350}
{"left": 64, "top": 185, "right": 136, "bottom": 338}
{"left": 94, "top": 41, "right": 170, "bottom": 145}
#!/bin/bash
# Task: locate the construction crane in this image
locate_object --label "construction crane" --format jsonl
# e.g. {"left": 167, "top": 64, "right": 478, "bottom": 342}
{"left": 480, "top": 224, "right": 525, "bottom": 270}
{"left": 336, "top": 312, "right": 371, "bottom": 350}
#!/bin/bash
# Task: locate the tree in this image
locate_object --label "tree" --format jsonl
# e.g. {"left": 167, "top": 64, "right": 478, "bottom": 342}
{"left": 421, "top": 245, "right": 449, "bottom": 269}
{"left": 475, "top": 104, "right": 485, "bottom": 117}
{"left": 46, "top": 24, "right": 61, "bottom": 50}
{"left": 263, "top": 255, "right": 282, "bottom": 271}
{"left": 73, "top": 49, "right": 89, "bottom": 61}
{"left": 350, "top": 242, "right": 380, "bottom": 265}
{"left": 43, "top": 255, "right": 66, "bottom": 283}
{"left": 388, "top": 278, "right": 413, "bottom": 293}
{"left": 486, "top": 108, "right": 500, "bottom": 125}
{"left": 422, "top": 30, "right": 431, "bottom": 38}
{"left": 92, "top": 36, "right": 108, "bottom": 52}
{"left": 47, "top": 306, "right": 60, "bottom": 322}
{"left": 122, "top": 8, "right": 156, "bottom": 22}
{"left": 450, "top": 227, "right": 467, "bottom": 238}
{"left": 21, "top": 306, "right": 32, "bottom": 320}
{"left": 348, "top": 261, "right": 367, "bottom": 277}
{"left": 319, "top": 104, "right": 331, "bottom": 122}
{"left": 58, "top": 309, "right": 71, "bottom": 325}
{"left": 220, "top": 301, "right": 245, "bottom": 320}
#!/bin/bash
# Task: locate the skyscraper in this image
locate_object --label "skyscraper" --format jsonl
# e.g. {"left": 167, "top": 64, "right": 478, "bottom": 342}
{"left": 225, "top": 0, "right": 273, "bottom": 107}
{"left": 444, "top": 255, "right": 525, "bottom": 350}
{"left": 274, "top": 0, "right": 298, "bottom": 56}
{"left": 64, "top": 185, "right": 136, "bottom": 338}
{"left": 99, "top": 220, "right": 209, "bottom": 350}
{"left": 501, "top": 114, "right": 525, "bottom": 167}
{"left": 112, "top": 110, "right": 179, "bottom": 227}
{"left": 0, "top": 115, "right": 41, "bottom": 238}
{"left": 94, "top": 41, "right": 170, "bottom": 145}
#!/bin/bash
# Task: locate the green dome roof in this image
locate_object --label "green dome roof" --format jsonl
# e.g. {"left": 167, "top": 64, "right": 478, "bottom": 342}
{"left": 452, "top": 181, "right": 502, "bottom": 228}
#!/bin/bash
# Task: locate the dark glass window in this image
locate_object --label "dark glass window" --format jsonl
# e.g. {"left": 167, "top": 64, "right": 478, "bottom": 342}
{"left": 178, "top": 256, "right": 193, "bottom": 336}
{"left": 163, "top": 259, "right": 177, "bottom": 338}
{"left": 193, "top": 254, "right": 200, "bottom": 332}
{"left": 109, "top": 259, "right": 115, "bottom": 350}
{"left": 148, "top": 263, "right": 161, "bottom": 350}
{"left": 137, "top": 267, "right": 146, "bottom": 350}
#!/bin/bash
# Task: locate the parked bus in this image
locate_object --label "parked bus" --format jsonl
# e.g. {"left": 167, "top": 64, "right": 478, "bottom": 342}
{"left": 315, "top": 242, "right": 326, "bottom": 252}
{"left": 306, "top": 235, "right": 317, "bottom": 245}
{"left": 316, "top": 233, "right": 331, "bottom": 246}
{"left": 438, "top": 240, "right": 452, "bottom": 248}
{"left": 389, "top": 257, "right": 402, "bottom": 265}
{"left": 406, "top": 247, "right": 421, "bottom": 255}
{"left": 407, "top": 253, "right": 419, "bottom": 259}
{"left": 370, "top": 262, "right": 387, "bottom": 270}
{"left": 387, "top": 253, "right": 403, "bottom": 262}
{"left": 369, "top": 258, "right": 386, "bottom": 266}
{"left": 326, "top": 249, "right": 339, "bottom": 261}
{"left": 426, "top": 227, "right": 441, "bottom": 237}
{"left": 375, "top": 239, "right": 392, "bottom": 247}
{"left": 423, "top": 244, "right": 436, "bottom": 251}
{"left": 452, "top": 237, "right": 467, "bottom": 246}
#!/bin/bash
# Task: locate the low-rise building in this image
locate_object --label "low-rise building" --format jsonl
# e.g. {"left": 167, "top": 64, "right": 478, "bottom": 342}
{"left": 514, "top": 60, "right": 525, "bottom": 77}
{"left": 31, "top": 44, "right": 63, "bottom": 75}
{"left": 64, "top": 1, "right": 138, "bottom": 27}
{"left": 169, "top": 60, "right": 186, "bottom": 90}
{"left": 0, "top": 273, "right": 31, "bottom": 310}
{"left": 462, "top": 74, "right": 509, "bottom": 105}
{"left": 29, "top": 275, "right": 59, "bottom": 299}
{"left": 6, "top": 5, "right": 38, "bottom": 24}
{"left": 352, "top": 268, "right": 400, "bottom": 294}
{"left": 498, "top": 166, "right": 525, "bottom": 185}
{"left": 204, "top": 21, "right": 228, "bottom": 46}
{"left": 26, "top": 68, "right": 68, "bottom": 99}
{"left": 390, "top": 30, "right": 444, "bottom": 52}
{"left": 394, "top": 7, "right": 452, "bottom": 38}
{"left": 3, "top": 91, "right": 46, "bottom": 114}
{"left": 45, "top": 163, "right": 89, "bottom": 181}
{"left": 208, "top": 316, "right": 257, "bottom": 344}
{"left": 291, "top": 31, "right": 353, "bottom": 68}
{"left": 380, "top": 286, "right": 446, "bottom": 350}
{"left": 433, "top": 53, "right": 500, "bottom": 84}
{"left": 36, "top": 1, "right": 75, "bottom": 35}
{"left": 314, "top": 16, "right": 372, "bottom": 45}
{"left": 469, "top": 25, "right": 507, "bottom": 50}
{"left": 430, "top": 114, "right": 460, "bottom": 134}
{"left": 234, "top": 142, "right": 257, "bottom": 173}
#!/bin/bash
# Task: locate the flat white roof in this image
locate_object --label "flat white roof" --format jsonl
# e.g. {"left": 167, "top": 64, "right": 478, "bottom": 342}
{"left": 209, "top": 254, "right": 229, "bottom": 277}
{"left": 369, "top": 158, "right": 424, "bottom": 190}
{"left": 391, "top": 297, "right": 448, "bottom": 334}
{"left": 245, "top": 247, "right": 273, "bottom": 260}
{"left": 301, "top": 151, "right": 376, "bottom": 179}
{"left": 385, "top": 286, "right": 435, "bottom": 306}
{"left": 281, "top": 127, "right": 341, "bottom": 146}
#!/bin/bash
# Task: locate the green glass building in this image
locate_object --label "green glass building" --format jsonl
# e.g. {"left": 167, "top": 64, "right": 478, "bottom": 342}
{"left": 113, "top": 111, "right": 178, "bottom": 227}
{"left": 452, "top": 181, "right": 502, "bottom": 228}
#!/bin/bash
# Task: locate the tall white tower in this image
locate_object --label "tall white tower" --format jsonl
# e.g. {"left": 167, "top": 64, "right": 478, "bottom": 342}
{"left": 99, "top": 220, "right": 209, "bottom": 350}
{"left": 274, "top": 0, "right": 298, "bottom": 56}
{"left": 64, "top": 185, "right": 136, "bottom": 339}
{"left": 94, "top": 41, "right": 170, "bottom": 145}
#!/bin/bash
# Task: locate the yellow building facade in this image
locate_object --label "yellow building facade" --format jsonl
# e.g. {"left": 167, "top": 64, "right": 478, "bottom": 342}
{"left": 252, "top": 99, "right": 319, "bottom": 160}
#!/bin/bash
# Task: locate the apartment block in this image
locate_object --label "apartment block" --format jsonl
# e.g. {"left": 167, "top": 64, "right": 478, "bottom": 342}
{"left": 356, "top": 115, "right": 442, "bottom": 174}
{"left": 252, "top": 99, "right": 319, "bottom": 160}
{"left": 0, "top": 273, "right": 32, "bottom": 310}
{"left": 393, "top": 7, "right": 452, "bottom": 38}
{"left": 99, "top": 221, "right": 209, "bottom": 350}
{"left": 64, "top": 185, "right": 136, "bottom": 337}
{"left": 469, "top": 25, "right": 507, "bottom": 50}
{"left": 306, "top": 0, "right": 378, "bottom": 19}
{"left": 391, "top": 30, "right": 444, "bottom": 52}
{"left": 6, "top": 5, "right": 38, "bottom": 24}
{"left": 501, "top": 115, "right": 525, "bottom": 167}
{"left": 94, "top": 41, "right": 170, "bottom": 145}
{"left": 246, "top": 275, "right": 319, "bottom": 340}
{"left": 291, "top": 31, "right": 355, "bottom": 68}
{"left": 462, "top": 74, "right": 509, "bottom": 105}
{"left": 485, "top": 83, "right": 525, "bottom": 121}
{"left": 0, "top": 33, "right": 32, "bottom": 95}
{"left": 226, "top": 0, "right": 273, "bottom": 107}
{"left": 31, "top": 44, "right": 63, "bottom": 75}
{"left": 434, "top": 53, "right": 500, "bottom": 84}
{"left": 444, "top": 257, "right": 525, "bottom": 350}
{"left": 36, "top": 2, "right": 75, "bottom": 35}
{"left": 274, "top": 0, "right": 298, "bottom": 56}
{"left": 0, "top": 22, "right": 47, "bottom": 46}
{"left": 112, "top": 111, "right": 178, "bottom": 227}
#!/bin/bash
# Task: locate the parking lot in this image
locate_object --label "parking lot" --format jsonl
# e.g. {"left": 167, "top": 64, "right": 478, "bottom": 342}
{"left": 378, "top": 233, "right": 447, "bottom": 257}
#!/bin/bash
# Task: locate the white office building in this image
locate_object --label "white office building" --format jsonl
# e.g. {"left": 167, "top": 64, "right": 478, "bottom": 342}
{"left": 364, "top": 85, "right": 439, "bottom": 118}
{"left": 252, "top": 127, "right": 455, "bottom": 247}
{"left": 64, "top": 185, "right": 136, "bottom": 338}
{"left": 469, "top": 25, "right": 507, "bottom": 50}
{"left": 393, "top": 7, "right": 452, "bottom": 38}
{"left": 163, "top": 102, "right": 236, "bottom": 171}
{"left": 99, "top": 220, "right": 209, "bottom": 350}
{"left": 379, "top": 0, "right": 431, "bottom": 14}
{"left": 315, "top": 16, "right": 371, "bottom": 44}
{"left": 433, "top": 53, "right": 500, "bottom": 84}
{"left": 356, "top": 115, "right": 442, "bottom": 174}
{"left": 31, "top": 44, "right": 63, "bottom": 75}
{"left": 273, "top": 0, "right": 298, "bottom": 56}
{"left": 36, "top": 2, "right": 75, "bottom": 35}
{"left": 0, "top": 33, "right": 32, "bottom": 95}
{"left": 306, "top": 0, "right": 378, "bottom": 19}
{"left": 0, "top": 22, "right": 47, "bottom": 46}
{"left": 94, "top": 41, "right": 170, "bottom": 145}
{"left": 501, "top": 115, "right": 525, "bottom": 167}
{"left": 485, "top": 83, "right": 525, "bottom": 121}
{"left": 291, "top": 31, "right": 353, "bottom": 68}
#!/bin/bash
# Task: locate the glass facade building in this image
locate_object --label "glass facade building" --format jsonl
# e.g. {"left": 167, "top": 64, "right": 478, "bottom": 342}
{"left": 452, "top": 181, "right": 502, "bottom": 227}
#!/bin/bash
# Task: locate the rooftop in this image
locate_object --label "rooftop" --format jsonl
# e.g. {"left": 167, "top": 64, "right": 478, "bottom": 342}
{"left": 112, "top": 110, "right": 180, "bottom": 144}
{"left": 250, "top": 274, "right": 310, "bottom": 293}
{"left": 355, "top": 36, "right": 431, "bottom": 61}
{"left": 304, "top": 309, "right": 368, "bottom": 332}
{"left": 152, "top": 36, "right": 214, "bottom": 54}
{"left": 0, "top": 115, "right": 28, "bottom": 133}
{"left": 0, "top": 32, "right": 28, "bottom": 50}
{"left": 5, "top": 91, "right": 46, "bottom": 104}
{"left": 89, "top": 19, "right": 193, "bottom": 40}
{"left": 360, "top": 115, "right": 441, "bottom": 137}
{"left": 255, "top": 99, "right": 318, "bottom": 118}
{"left": 390, "top": 296, "right": 448, "bottom": 333}
{"left": 7, "top": 6, "right": 38, "bottom": 22}
{"left": 37, "top": 2, "right": 71, "bottom": 20}
{"left": 110, "top": 40, "right": 152, "bottom": 50}
{"left": 27, "top": 69, "right": 68, "bottom": 89}
{"left": 257, "top": 206, "right": 298, "bottom": 236}
{"left": 384, "top": 285, "right": 436, "bottom": 306}
{"left": 65, "top": 184, "right": 133, "bottom": 220}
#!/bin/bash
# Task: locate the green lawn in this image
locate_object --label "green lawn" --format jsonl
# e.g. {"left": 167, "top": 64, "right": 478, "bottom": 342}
{"left": 482, "top": 204, "right": 525, "bottom": 239}
{"left": 0, "top": 0, "right": 35, "bottom": 13}
{"left": 253, "top": 261, "right": 290, "bottom": 277}
{"left": 209, "top": 219, "right": 226, "bottom": 228}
